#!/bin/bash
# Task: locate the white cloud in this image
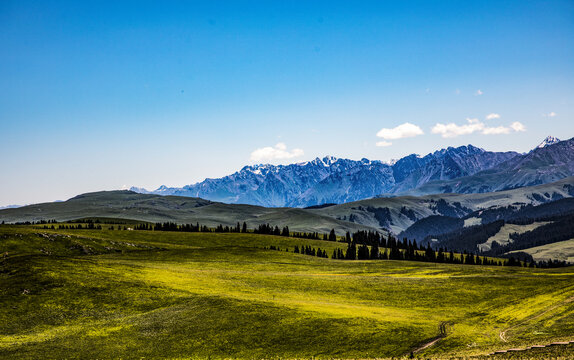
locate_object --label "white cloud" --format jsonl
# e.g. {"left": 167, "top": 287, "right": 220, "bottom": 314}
{"left": 376, "top": 141, "right": 392, "bottom": 147}
{"left": 543, "top": 112, "right": 557, "bottom": 118}
{"left": 431, "top": 118, "right": 526, "bottom": 138}
{"left": 485, "top": 113, "right": 500, "bottom": 120}
{"left": 376, "top": 122, "right": 424, "bottom": 140}
{"left": 431, "top": 118, "right": 485, "bottom": 138}
{"left": 510, "top": 121, "right": 526, "bottom": 132}
{"left": 482, "top": 126, "right": 510, "bottom": 135}
{"left": 475, "top": 89, "right": 483, "bottom": 96}
{"left": 249, "top": 143, "right": 304, "bottom": 163}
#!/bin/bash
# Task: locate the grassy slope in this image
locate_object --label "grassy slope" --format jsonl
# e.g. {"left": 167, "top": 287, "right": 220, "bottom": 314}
{"left": 508, "top": 239, "right": 574, "bottom": 263}
{"left": 0, "top": 191, "right": 379, "bottom": 235}
{"left": 1, "top": 225, "right": 573, "bottom": 359}
{"left": 477, "top": 222, "right": 552, "bottom": 252}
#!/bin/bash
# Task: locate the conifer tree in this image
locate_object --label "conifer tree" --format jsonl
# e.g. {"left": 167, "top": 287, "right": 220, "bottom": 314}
{"left": 370, "top": 243, "right": 379, "bottom": 259}
{"left": 345, "top": 242, "right": 357, "bottom": 260}
{"left": 329, "top": 229, "right": 337, "bottom": 242}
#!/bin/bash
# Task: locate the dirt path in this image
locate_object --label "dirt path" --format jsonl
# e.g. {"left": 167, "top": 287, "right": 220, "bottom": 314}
{"left": 410, "top": 322, "right": 451, "bottom": 355}
{"left": 411, "top": 296, "right": 573, "bottom": 357}
{"left": 487, "top": 295, "right": 574, "bottom": 355}
{"left": 499, "top": 296, "right": 574, "bottom": 343}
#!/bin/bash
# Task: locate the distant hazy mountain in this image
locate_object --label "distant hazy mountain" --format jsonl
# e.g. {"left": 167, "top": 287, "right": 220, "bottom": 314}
{"left": 0, "top": 204, "right": 22, "bottom": 210}
{"left": 132, "top": 144, "right": 520, "bottom": 207}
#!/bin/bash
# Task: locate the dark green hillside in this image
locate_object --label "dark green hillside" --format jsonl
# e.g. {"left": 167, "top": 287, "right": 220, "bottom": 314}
{"left": 491, "top": 214, "right": 574, "bottom": 256}
{"left": 399, "top": 215, "right": 463, "bottom": 242}
{"left": 507, "top": 197, "right": 574, "bottom": 223}
{"left": 399, "top": 197, "right": 574, "bottom": 255}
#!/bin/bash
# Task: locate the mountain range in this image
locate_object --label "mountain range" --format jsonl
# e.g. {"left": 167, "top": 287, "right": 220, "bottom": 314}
{"left": 4, "top": 136, "right": 573, "bottom": 262}
{"left": 132, "top": 136, "right": 573, "bottom": 207}
{"left": 3, "top": 177, "right": 574, "bottom": 237}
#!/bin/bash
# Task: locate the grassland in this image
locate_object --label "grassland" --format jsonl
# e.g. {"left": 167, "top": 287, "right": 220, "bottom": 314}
{"left": 1, "top": 224, "right": 573, "bottom": 359}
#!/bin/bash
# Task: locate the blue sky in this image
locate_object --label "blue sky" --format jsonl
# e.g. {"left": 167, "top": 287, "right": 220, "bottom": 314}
{"left": 1, "top": 0, "right": 573, "bottom": 205}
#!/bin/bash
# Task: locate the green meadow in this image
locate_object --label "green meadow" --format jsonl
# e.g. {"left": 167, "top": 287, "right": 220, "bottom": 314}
{"left": 0, "top": 225, "right": 573, "bottom": 359}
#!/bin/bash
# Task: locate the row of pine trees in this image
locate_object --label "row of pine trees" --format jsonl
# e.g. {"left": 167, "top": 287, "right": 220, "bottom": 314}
{"left": 33, "top": 219, "right": 566, "bottom": 267}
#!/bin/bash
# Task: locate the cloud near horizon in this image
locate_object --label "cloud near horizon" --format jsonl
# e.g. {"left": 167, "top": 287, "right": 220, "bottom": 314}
{"left": 376, "top": 122, "right": 424, "bottom": 141}
{"left": 250, "top": 143, "right": 304, "bottom": 162}
{"left": 485, "top": 113, "right": 500, "bottom": 120}
{"left": 376, "top": 141, "right": 393, "bottom": 147}
{"left": 431, "top": 118, "right": 526, "bottom": 138}
{"left": 544, "top": 112, "right": 557, "bottom": 118}
{"left": 510, "top": 121, "right": 526, "bottom": 132}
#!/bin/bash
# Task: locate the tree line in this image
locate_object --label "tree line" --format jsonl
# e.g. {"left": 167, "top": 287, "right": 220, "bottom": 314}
{"left": 11, "top": 219, "right": 568, "bottom": 268}
{"left": 331, "top": 237, "right": 521, "bottom": 266}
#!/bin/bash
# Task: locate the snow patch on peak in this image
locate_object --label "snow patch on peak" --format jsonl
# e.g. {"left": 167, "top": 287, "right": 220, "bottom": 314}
{"left": 537, "top": 136, "right": 561, "bottom": 149}
{"left": 321, "top": 156, "right": 339, "bottom": 166}
{"left": 129, "top": 186, "right": 151, "bottom": 194}
{"left": 154, "top": 185, "right": 173, "bottom": 193}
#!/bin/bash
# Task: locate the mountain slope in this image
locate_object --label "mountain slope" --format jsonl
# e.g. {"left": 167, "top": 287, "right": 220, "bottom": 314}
{"left": 409, "top": 137, "right": 574, "bottom": 195}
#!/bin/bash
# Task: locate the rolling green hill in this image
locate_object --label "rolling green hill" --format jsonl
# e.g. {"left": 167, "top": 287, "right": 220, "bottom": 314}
{"left": 0, "top": 224, "right": 573, "bottom": 359}
{"left": 0, "top": 191, "right": 380, "bottom": 235}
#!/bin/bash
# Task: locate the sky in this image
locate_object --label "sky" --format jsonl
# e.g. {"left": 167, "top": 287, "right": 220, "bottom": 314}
{"left": 1, "top": 0, "right": 573, "bottom": 206}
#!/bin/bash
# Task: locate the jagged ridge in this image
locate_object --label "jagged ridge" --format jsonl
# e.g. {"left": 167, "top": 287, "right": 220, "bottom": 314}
{"left": 132, "top": 137, "right": 572, "bottom": 207}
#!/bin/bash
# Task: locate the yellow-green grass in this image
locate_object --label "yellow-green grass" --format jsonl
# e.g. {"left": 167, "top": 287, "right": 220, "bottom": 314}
{"left": 0, "top": 225, "right": 573, "bottom": 359}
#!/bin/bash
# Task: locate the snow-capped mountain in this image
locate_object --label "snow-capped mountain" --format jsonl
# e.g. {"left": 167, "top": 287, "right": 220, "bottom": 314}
{"left": 536, "top": 136, "right": 561, "bottom": 149}
{"left": 404, "top": 136, "right": 574, "bottom": 195}
{"left": 131, "top": 144, "right": 519, "bottom": 207}
{"left": 131, "top": 137, "right": 573, "bottom": 207}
